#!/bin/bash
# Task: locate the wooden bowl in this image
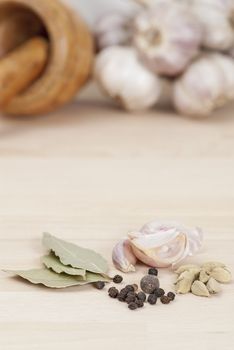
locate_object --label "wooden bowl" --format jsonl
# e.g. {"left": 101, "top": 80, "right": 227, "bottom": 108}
{"left": 0, "top": 0, "right": 94, "bottom": 115}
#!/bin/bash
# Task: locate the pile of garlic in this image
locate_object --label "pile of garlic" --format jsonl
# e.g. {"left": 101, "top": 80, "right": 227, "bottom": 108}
{"left": 93, "top": 0, "right": 234, "bottom": 117}
{"left": 175, "top": 262, "right": 232, "bottom": 297}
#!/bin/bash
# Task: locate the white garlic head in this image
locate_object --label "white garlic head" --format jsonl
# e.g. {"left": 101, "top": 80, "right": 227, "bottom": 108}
{"left": 94, "top": 46, "right": 161, "bottom": 111}
{"left": 94, "top": 11, "right": 134, "bottom": 52}
{"left": 128, "top": 220, "right": 203, "bottom": 268}
{"left": 133, "top": 1, "right": 202, "bottom": 77}
{"left": 173, "top": 53, "right": 234, "bottom": 117}
{"left": 191, "top": 0, "right": 234, "bottom": 50}
{"left": 229, "top": 46, "right": 234, "bottom": 58}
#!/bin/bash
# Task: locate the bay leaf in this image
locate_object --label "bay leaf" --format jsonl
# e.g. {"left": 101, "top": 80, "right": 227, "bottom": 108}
{"left": 42, "top": 253, "right": 86, "bottom": 278}
{"left": 5, "top": 268, "right": 110, "bottom": 288}
{"left": 42, "top": 233, "right": 108, "bottom": 275}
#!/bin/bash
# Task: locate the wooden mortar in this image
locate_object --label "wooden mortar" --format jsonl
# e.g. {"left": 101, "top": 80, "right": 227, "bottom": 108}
{"left": 0, "top": 0, "right": 94, "bottom": 115}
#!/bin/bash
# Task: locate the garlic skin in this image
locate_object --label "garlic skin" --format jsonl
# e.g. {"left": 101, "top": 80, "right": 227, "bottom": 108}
{"left": 173, "top": 53, "right": 234, "bottom": 117}
{"left": 133, "top": 1, "right": 202, "bottom": 77}
{"left": 94, "top": 12, "right": 134, "bottom": 52}
{"left": 191, "top": 0, "right": 234, "bottom": 51}
{"left": 94, "top": 46, "right": 161, "bottom": 111}
{"left": 128, "top": 221, "right": 203, "bottom": 268}
{"left": 112, "top": 239, "right": 137, "bottom": 273}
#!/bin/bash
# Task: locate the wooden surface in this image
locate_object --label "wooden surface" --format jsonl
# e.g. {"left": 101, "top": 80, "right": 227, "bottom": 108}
{"left": 0, "top": 87, "right": 234, "bottom": 349}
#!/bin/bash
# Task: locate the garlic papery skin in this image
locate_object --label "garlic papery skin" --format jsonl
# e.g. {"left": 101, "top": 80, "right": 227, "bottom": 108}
{"left": 191, "top": 0, "right": 234, "bottom": 50}
{"left": 94, "top": 11, "right": 135, "bottom": 52}
{"left": 112, "top": 239, "right": 137, "bottom": 273}
{"left": 128, "top": 221, "right": 203, "bottom": 268}
{"left": 94, "top": 46, "right": 161, "bottom": 111}
{"left": 133, "top": 1, "right": 202, "bottom": 77}
{"left": 173, "top": 53, "right": 234, "bottom": 118}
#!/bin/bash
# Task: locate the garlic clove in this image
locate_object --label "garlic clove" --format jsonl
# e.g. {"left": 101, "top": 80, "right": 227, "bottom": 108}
{"left": 173, "top": 53, "right": 234, "bottom": 118}
{"left": 133, "top": 1, "right": 202, "bottom": 76}
{"left": 191, "top": 0, "right": 234, "bottom": 51}
{"left": 211, "top": 54, "right": 234, "bottom": 101}
{"left": 94, "top": 46, "right": 161, "bottom": 111}
{"left": 112, "top": 239, "right": 137, "bottom": 273}
{"left": 94, "top": 11, "right": 135, "bottom": 51}
{"left": 128, "top": 220, "right": 203, "bottom": 268}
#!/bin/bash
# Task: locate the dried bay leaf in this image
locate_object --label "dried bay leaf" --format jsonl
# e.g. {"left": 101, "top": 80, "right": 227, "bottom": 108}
{"left": 43, "top": 233, "right": 109, "bottom": 275}
{"left": 42, "top": 253, "right": 86, "bottom": 277}
{"left": 5, "top": 268, "right": 110, "bottom": 288}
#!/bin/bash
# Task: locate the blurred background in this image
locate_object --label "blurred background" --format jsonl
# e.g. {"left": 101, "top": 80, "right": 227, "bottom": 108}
{"left": 66, "top": 0, "right": 137, "bottom": 26}
{"left": 0, "top": 0, "right": 234, "bottom": 238}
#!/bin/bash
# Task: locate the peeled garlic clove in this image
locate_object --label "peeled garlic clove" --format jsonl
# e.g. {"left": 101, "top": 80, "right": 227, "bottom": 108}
{"left": 133, "top": 1, "right": 202, "bottom": 77}
{"left": 191, "top": 0, "right": 234, "bottom": 50}
{"left": 128, "top": 220, "right": 203, "bottom": 268}
{"left": 206, "top": 277, "right": 222, "bottom": 294}
{"left": 173, "top": 53, "right": 234, "bottom": 118}
{"left": 112, "top": 239, "right": 137, "bottom": 273}
{"left": 175, "top": 270, "right": 196, "bottom": 294}
{"left": 94, "top": 46, "right": 161, "bottom": 111}
{"left": 94, "top": 11, "right": 135, "bottom": 51}
{"left": 210, "top": 267, "right": 232, "bottom": 283}
{"left": 175, "top": 264, "right": 199, "bottom": 275}
{"left": 199, "top": 269, "right": 210, "bottom": 283}
{"left": 191, "top": 281, "right": 210, "bottom": 297}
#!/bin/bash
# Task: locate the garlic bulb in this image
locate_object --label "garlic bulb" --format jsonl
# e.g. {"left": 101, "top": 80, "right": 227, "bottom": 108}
{"left": 128, "top": 220, "right": 203, "bottom": 268}
{"left": 94, "top": 46, "right": 161, "bottom": 111}
{"left": 191, "top": 0, "right": 234, "bottom": 50}
{"left": 94, "top": 11, "right": 135, "bottom": 52}
{"left": 173, "top": 53, "right": 234, "bottom": 117}
{"left": 133, "top": 1, "right": 202, "bottom": 77}
{"left": 229, "top": 46, "right": 234, "bottom": 58}
{"left": 112, "top": 239, "right": 137, "bottom": 272}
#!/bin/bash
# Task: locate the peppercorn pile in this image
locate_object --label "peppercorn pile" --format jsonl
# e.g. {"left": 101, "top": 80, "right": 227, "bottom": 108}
{"left": 96, "top": 269, "right": 176, "bottom": 311}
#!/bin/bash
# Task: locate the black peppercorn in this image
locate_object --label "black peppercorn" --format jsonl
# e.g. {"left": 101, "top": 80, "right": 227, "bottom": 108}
{"left": 154, "top": 288, "right": 165, "bottom": 297}
{"left": 94, "top": 281, "right": 105, "bottom": 290}
{"left": 117, "top": 295, "right": 126, "bottom": 302}
{"left": 136, "top": 299, "right": 144, "bottom": 308}
{"left": 125, "top": 292, "right": 137, "bottom": 304}
{"left": 113, "top": 275, "right": 123, "bottom": 284}
{"left": 148, "top": 268, "right": 158, "bottom": 276}
{"left": 160, "top": 296, "right": 171, "bottom": 304}
{"left": 119, "top": 288, "right": 129, "bottom": 299}
{"left": 125, "top": 285, "right": 134, "bottom": 292}
{"left": 140, "top": 275, "right": 159, "bottom": 294}
{"left": 147, "top": 293, "right": 157, "bottom": 305}
{"left": 128, "top": 302, "right": 138, "bottom": 310}
{"left": 137, "top": 291, "right": 146, "bottom": 302}
{"left": 108, "top": 287, "right": 119, "bottom": 298}
{"left": 167, "top": 292, "right": 175, "bottom": 301}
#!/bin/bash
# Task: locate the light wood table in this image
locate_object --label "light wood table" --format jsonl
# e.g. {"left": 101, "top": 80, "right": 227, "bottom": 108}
{"left": 0, "top": 89, "right": 234, "bottom": 349}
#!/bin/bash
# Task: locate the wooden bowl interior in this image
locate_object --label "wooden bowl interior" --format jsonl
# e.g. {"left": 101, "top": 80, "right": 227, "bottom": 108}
{"left": 0, "top": 2, "right": 49, "bottom": 58}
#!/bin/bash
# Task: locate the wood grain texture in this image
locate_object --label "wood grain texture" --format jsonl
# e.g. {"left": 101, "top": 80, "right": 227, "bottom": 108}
{"left": 0, "top": 91, "right": 234, "bottom": 349}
